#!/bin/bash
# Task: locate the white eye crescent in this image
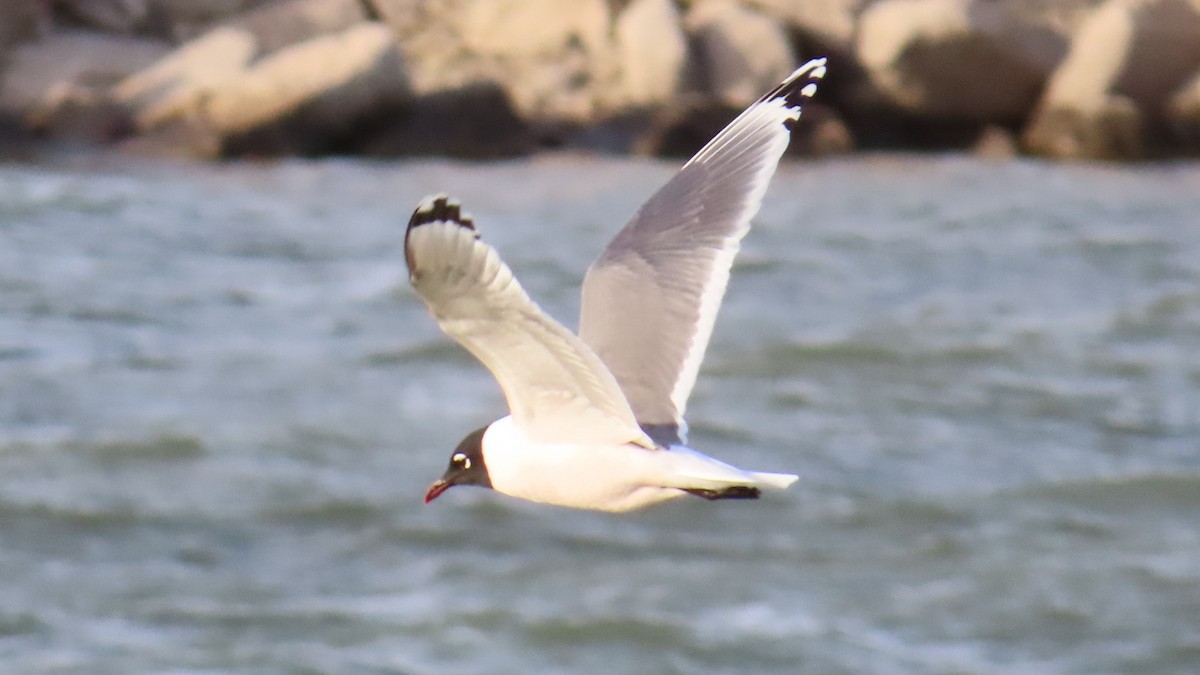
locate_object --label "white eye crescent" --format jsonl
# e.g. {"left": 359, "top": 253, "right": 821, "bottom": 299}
{"left": 452, "top": 452, "right": 471, "bottom": 469}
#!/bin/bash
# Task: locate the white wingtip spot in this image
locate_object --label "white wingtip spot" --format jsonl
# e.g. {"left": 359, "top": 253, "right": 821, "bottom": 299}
{"left": 416, "top": 193, "right": 446, "bottom": 213}
{"left": 800, "top": 83, "right": 818, "bottom": 98}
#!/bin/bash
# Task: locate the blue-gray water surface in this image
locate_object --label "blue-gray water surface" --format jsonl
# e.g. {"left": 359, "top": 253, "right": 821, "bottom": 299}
{"left": 1, "top": 154, "right": 1198, "bottom": 674}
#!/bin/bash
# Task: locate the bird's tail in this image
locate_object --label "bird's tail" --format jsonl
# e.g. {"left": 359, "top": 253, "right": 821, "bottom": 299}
{"left": 748, "top": 471, "right": 799, "bottom": 490}
{"left": 659, "top": 447, "right": 797, "bottom": 492}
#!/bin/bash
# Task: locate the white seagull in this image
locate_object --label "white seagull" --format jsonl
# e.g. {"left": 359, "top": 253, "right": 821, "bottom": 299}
{"left": 407, "top": 57, "right": 828, "bottom": 512}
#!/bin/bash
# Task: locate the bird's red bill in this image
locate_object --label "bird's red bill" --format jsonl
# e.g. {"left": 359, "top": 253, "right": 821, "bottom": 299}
{"left": 424, "top": 480, "right": 450, "bottom": 503}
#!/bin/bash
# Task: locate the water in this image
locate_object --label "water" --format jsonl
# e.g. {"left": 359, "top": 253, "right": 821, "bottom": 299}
{"left": 0, "top": 154, "right": 1198, "bottom": 674}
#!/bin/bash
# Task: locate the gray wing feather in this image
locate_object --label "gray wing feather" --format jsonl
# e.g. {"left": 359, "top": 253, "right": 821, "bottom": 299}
{"left": 578, "top": 58, "right": 827, "bottom": 446}
{"left": 406, "top": 195, "right": 654, "bottom": 448}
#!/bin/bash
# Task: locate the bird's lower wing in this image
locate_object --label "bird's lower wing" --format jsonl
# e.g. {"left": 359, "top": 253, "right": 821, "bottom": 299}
{"left": 405, "top": 196, "right": 654, "bottom": 448}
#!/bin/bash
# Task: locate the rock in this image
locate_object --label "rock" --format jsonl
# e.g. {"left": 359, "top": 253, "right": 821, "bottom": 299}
{"left": 685, "top": 0, "right": 797, "bottom": 106}
{"left": 0, "top": 116, "right": 40, "bottom": 160}
{"left": 1167, "top": 68, "right": 1200, "bottom": 152}
{"left": 367, "top": 0, "right": 465, "bottom": 44}
{"left": 802, "top": 104, "right": 856, "bottom": 156}
{"left": 49, "top": 0, "right": 270, "bottom": 41}
{"left": 230, "top": 0, "right": 366, "bottom": 54}
{"left": 0, "top": 0, "right": 46, "bottom": 52}
{"left": 458, "top": 0, "right": 608, "bottom": 57}
{"left": 116, "top": 116, "right": 222, "bottom": 157}
{"left": 1024, "top": 97, "right": 1145, "bottom": 159}
{"left": 616, "top": 0, "right": 689, "bottom": 106}
{"left": 357, "top": 81, "right": 532, "bottom": 158}
{"left": 973, "top": 124, "right": 1019, "bottom": 158}
{"left": 115, "top": 27, "right": 258, "bottom": 129}
{"left": 743, "top": 0, "right": 869, "bottom": 55}
{"left": 857, "top": 0, "right": 1069, "bottom": 122}
{"left": 143, "top": 0, "right": 269, "bottom": 42}
{"left": 117, "top": 0, "right": 370, "bottom": 130}
{"left": 377, "top": 0, "right": 615, "bottom": 125}
{"left": 201, "top": 22, "right": 411, "bottom": 155}
{"left": 1023, "top": 0, "right": 1200, "bottom": 160}
{"left": 0, "top": 31, "right": 170, "bottom": 140}
{"left": 52, "top": 0, "right": 150, "bottom": 35}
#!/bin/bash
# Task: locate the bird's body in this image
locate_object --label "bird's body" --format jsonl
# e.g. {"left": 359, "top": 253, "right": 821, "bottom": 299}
{"left": 407, "top": 58, "right": 828, "bottom": 512}
{"left": 479, "top": 416, "right": 797, "bottom": 511}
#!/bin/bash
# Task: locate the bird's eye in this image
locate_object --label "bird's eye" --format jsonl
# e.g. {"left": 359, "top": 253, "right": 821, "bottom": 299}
{"left": 451, "top": 452, "right": 471, "bottom": 469}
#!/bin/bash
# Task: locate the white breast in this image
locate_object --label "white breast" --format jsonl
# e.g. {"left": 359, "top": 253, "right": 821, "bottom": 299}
{"left": 480, "top": 416, "right": 684, "bottom": 512}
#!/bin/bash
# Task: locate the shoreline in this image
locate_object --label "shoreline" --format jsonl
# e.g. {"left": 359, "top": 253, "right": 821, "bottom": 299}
{"left": 3, "top": 0, "right": 1200, "bottom": 164}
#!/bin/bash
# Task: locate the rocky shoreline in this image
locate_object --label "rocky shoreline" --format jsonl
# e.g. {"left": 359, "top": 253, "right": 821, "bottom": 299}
{"left": 3, "top": 0, "right": 1200, "bottom": 162}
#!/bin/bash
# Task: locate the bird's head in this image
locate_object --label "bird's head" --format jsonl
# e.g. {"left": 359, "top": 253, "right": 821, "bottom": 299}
{"left": 424, "top": 426, "right": 492, "bottom": 503}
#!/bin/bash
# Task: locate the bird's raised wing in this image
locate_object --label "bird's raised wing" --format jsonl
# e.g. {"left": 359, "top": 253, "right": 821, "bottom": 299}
{"left": 579, "top": 58, "right": 827, "bottom": 446}
{"left": 405, "top": 195, "right": 654, "bottom": 448}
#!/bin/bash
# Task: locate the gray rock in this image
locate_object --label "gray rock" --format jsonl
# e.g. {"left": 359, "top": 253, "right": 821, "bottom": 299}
{"left": 857, "top": 0, "right": 1068, "bottom": 122}
{"left": 52, "top": 0, "right": 150, "bottom": 35}
{"left": 616, "top": 0, "right": 689, "bottom": 107}
{"left": 458, "top": 0, "right": 608, "bottom": 57}
{"left": 357, "top": 81, "right": 532, "bottom": 158}
{"left": 144, "top": 0, "right": 271, "bottom": 42}
{"left": 364, "top": 0, "right": 430, "bottom": 37}
{"left": 1024, "top": 96, "right": 1144, "bottom": 160}
{"left": 232, "top": 0, "right": 366, "bottom": 54}
{"left": 116, "top": 0, "right": 371, "bottom": 130}
{"left": 686, "top": 0, "right": 797, "bottom": 106}
{"left": 201, "top": 22, "right": 411, "bottom": 155}
{"left": 115, "top": 27, "right": 258, "bottom": 129}
{"left": 378, "top": 0, "right": 615, "bottom": 125}
{"left": 1024, "top": 0, "right": 1200, "bottom": 159}
{"left": 0, "top": 30, "right": 170, "bottom": 140}
{"left": 1167, "top": 68, "right": 1200, "bottom": 152}
{"left": 0, "top": 0, "right": 47, "bottom": 53}
{"left": 743, "top": 0, "right": 871, "bottom": 55}
{"left": 973, "top": 124, "right": 1020, "bottom": 159}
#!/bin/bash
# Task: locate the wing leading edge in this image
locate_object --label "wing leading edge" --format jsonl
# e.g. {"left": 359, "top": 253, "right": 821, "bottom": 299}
{"left": 578, "top": 58, "right": 828, "bottom": 446}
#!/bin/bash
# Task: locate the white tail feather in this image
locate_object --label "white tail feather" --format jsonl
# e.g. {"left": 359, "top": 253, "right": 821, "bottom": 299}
{"left": 660, "top": 446, "right": 797, "bottom": 491}
{"left": 749, "top": 471, "right": 799, "bottom": 490}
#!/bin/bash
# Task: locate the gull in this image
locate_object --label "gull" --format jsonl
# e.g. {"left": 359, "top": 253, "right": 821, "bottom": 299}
{"left": 406, "top": 57, "right": 827, "bottom": 512}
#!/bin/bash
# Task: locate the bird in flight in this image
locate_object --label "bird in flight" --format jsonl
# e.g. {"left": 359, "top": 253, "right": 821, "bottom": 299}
{"left": 406, "top": 57, "right": 828, "bottom": 512}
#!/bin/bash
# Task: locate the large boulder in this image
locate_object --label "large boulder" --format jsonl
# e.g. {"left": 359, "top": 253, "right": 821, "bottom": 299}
{"left": 857, "top": 0, "right": 1069, "bottom": 122}
{"left": 51, "top": 0, "right": 150, "bottom": 35}
{"left": 144, "top": 1, "right": 271, "bottom": 42}
{"left": 616, "top": 0, "right": 689, "bottom": 107}
{"left": 1167, "top": 68, "right": 1200, "bottom": 152}
{"left": 458, "top": 0, "right": 608, "bottom": 57}
{"left": 743, "top": 0, "right": 871, "bottom": 55}
{"left": 685, "top": 0, "right": 797, "bottom": 106}
{"left": 0, "top": 31, "right": 170, "bottom": 141}
{"left": 118, "top": 0, "right": 368, "bottom": 114}
{"left": 227, "top": 0, "right": 366, "bottom": 54}
{"left": 200, "top": 22, "right": 411, "bottom": 155}
{"left": 357, "top": 81, "right": 532, "bottom": 158}
{"left": 115, "top": 27, "right": 258, "bottom": 129}
{"left": 1023, "top": 0, "right": 1200, "bottom": 159}
{"left": 48, "top": 0, "right": 271, "bottom": 40}
{"left": 376, "top": 0, "right": 614, "bottom": 125}
{"left": 0, "top": 1, "right": 45, "bottom": 53}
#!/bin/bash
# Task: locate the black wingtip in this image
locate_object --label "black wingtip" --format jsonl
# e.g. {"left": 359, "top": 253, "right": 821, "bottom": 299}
{"left": 765, "top": 57, "right": 827, "bottom": 108}
{"left": 682, "top": 486, "right": 762, "bottom": 501}
{"left": 758, "top": 57, "right": 827, "bottom": 130}
{"left": 408, "top": 194, "right": 476, "bottom": 231}
{"left": 405, "top": 194, "right": 479, "bottom": 274}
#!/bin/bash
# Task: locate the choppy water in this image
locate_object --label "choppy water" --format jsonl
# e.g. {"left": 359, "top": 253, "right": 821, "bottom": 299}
{"left": 1, "top": 153, "right": 1198, "bottom": 674}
